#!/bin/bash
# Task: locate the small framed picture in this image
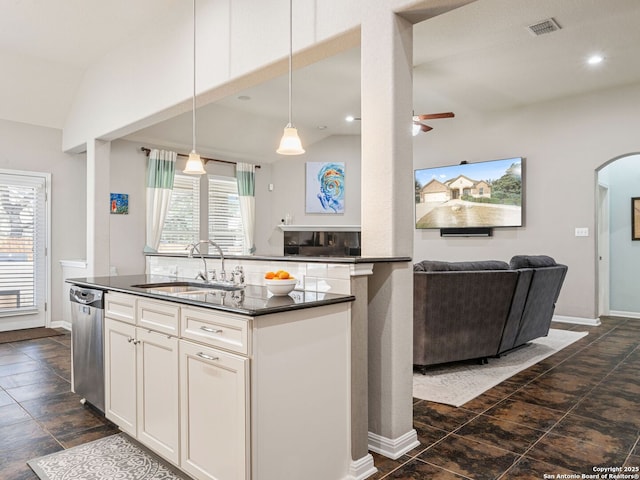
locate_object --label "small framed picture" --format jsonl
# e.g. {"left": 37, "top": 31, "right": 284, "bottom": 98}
{"left": 110, "top": 193, "right": 129, "bottom": 215}
{"left": 632, "top": 197, "right": 640, "bottom": 240}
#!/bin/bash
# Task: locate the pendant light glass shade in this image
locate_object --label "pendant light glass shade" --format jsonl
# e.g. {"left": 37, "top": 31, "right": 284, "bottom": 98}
{"left": 184, "top": 0, "right": 206, "bottom": 174}
{"left": 184, "top": 150, "right": 206, "bottom": 174}
{"left": 276, "top": 0, "right": 304, "bottom": 156}
{"left": 277, "top": 125, "right": 305, "bottom": 155}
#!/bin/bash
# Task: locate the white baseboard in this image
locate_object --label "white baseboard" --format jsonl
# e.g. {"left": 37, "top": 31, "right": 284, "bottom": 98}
{"left": 608, "top": 310, "right": 640, "bottom": 319}
{"left": 368, "top": 429, "right": 419, "bottom": 460}
{"left": 348, "top": 454, "right": 377, "bottom": 480}
{"left": 50, "top": 320, "right": 71, "bottom": 331}
{"left": 552, "top": 315, "right": 601, "bottom": 326}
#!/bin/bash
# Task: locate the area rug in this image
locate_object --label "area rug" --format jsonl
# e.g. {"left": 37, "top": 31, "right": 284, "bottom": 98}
{"left": 28, "top": 433, "right": 188, "bottom": 480}
{"left": 0, "top": 327, "right": 64, "bottom": 344}
{"left": 413, "top": 328, "right": 588, "bottom": 407}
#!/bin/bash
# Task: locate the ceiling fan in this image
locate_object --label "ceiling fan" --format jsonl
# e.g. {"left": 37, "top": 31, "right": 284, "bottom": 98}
{"left": 412, "top": 112, "right": 455, "bottom": 135}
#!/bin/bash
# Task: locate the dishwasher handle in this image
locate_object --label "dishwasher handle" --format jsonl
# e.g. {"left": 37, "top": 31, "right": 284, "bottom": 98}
{"left": 69, "top": 286, "right": 104, "bottom": 309}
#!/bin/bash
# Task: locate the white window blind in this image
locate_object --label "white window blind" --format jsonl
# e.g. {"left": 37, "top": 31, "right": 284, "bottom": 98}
{"left": 0, "top": 173, "right": 46, "bottom": 314}
{"left": 208, "top": 176, "right": 244, "bottom": 255}
{"left": 158, "top": 174, "right": 200, "bottom": 253}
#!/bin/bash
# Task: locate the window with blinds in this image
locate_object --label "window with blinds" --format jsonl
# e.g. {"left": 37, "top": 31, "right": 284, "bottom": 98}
{"left": 158, "top": 174, "right": 200, "bottom": 253}
{"left": 208, "top": 176, "right": 245, "bottom": 255}
{"left": 158, "top": 174, "right": 245, "bottom": 255}
{"left": 0, "top": 172, "right": 46, "bottom": 315}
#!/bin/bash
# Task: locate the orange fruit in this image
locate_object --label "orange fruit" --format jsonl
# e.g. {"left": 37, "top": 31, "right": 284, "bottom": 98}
{"left": 277, "top": 271, "right": 290, "bottom": 279}
{"left": 265, "top": 271, "right": 276, "bottom": 279}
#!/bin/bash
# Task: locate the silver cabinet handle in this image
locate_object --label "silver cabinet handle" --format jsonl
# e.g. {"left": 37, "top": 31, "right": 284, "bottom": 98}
{"left": 133, "top": 340, "right": 141, "bottom": 345}
{"left": 196, "top": 352, "right": 219, "bottom": 361}
{"left": 127, "top": 337, "right": 134, "bottom": 343}
{"left": 200, "top": 326, "right": 223, "bottom": 334}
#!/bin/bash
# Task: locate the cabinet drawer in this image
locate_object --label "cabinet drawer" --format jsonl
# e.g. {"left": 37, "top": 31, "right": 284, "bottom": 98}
{"left": 181, "top": 306, "right": 250, "bottom": 355}
{"left": 137, "top": 299, "right": 180, "bottom": 336}
{"left": 105, "top": 292, "right": 137, "bottom": 324}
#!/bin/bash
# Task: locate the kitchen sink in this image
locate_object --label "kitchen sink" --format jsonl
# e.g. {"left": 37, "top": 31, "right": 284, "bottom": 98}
{"left": 132, "top": 281, "right": 244, "bottom": 293}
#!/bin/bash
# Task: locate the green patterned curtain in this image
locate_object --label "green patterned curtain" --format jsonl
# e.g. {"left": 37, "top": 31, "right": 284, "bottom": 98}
{"left": 144, "top": 149, "right": 177, "bottom": 252}
{"left": 236, "top": 162, "right": 256, "bottom": 254}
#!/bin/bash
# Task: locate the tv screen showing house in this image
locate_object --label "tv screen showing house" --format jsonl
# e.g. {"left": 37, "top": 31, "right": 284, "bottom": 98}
{"left": 415, "top": 157, "right": 523, "bottom": 229}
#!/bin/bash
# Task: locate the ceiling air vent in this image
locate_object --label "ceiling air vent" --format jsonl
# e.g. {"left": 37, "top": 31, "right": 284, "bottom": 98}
{"left": 527, "top": 18, "right": 561, "bottom": 36}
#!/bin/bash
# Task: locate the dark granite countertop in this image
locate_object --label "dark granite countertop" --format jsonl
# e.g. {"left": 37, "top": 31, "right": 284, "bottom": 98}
{"left": 66, "top": 274, "right": 354, "bottom": 317}
{"left": 144, "top": 253, "right": 411, "bottom": 264}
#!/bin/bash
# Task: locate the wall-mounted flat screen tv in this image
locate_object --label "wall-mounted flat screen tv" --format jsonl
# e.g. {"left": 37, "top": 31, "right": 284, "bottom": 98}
{"left": 415, "top": 157, "right": 523, "bottom": 229}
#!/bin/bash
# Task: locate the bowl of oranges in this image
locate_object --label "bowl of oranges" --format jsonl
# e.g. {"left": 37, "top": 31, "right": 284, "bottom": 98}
{"left": 264, "top": 270, "right": 297, "bottom": 296}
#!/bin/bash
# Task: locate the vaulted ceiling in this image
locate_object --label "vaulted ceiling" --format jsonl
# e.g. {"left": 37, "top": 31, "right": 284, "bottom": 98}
{"left": 2, "top": 0, "right": 640, "bottom": 161}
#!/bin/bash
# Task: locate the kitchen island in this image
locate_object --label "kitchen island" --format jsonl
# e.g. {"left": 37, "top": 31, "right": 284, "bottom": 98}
{"left": 67, "top": 275, "right": 355, "bottom": 480}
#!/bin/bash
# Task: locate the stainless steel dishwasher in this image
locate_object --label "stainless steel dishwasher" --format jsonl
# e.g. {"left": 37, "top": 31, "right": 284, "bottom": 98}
{"left": 70, "top": 285, "right": 105, "bottom": 413}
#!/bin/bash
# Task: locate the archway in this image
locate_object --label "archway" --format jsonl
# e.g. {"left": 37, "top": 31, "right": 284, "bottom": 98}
{"left": 596, "top": 153, "right": 640, "bottom": 318}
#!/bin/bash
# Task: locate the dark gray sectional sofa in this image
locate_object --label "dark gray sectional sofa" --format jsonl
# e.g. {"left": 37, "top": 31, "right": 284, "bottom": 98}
{"left": 413, "top": 255, "right": 568, "bottom": 371}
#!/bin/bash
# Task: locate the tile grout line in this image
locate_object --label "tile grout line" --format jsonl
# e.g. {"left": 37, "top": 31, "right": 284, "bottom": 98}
{"left": 497, "top": 332, "right": 640, "bottom": 478}
{"left": 407, "top": 320, "right": 634, "bottom": 479}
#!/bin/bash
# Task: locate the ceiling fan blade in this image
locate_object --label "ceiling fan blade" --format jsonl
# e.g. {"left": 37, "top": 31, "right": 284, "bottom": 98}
{"left": 416, "top": 112, "right": 455, "bottom": 120}
{"left": 421, "top": 124, "right": 433, "bottom": 132}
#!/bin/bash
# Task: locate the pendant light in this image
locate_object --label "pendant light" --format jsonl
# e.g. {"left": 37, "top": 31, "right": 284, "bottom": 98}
{"left": 276, "top": 0, "right": 305, "bottom": 155}
{"left": 184, "top": 0, "right": 206, "bottom": 174}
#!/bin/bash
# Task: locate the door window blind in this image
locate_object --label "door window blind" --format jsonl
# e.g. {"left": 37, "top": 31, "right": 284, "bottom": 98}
{"left": 0, "top": 173, "right": 46, "bottom": 314}
{"left": 158, "top": 174, "right": 200, "bottom": 253}
{"left": 208, "top": 176, "right": 244, "bottom": 255}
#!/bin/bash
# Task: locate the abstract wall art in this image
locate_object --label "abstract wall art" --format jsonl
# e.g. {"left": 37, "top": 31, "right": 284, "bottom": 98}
{"left": 110, "top": 193, "right": 129, "bottom": 214}
{"left": 305, "top": 162, "right": 345, "bottom": 214}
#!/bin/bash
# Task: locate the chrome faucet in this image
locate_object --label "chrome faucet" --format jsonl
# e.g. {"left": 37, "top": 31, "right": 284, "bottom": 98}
{"left": 186, "top": 240, "right": 226, "bottom": 283}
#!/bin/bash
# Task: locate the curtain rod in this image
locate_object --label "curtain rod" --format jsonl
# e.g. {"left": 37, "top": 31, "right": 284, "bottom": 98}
{"left": 140, "top": 147, "right": 260, "bottom": 169}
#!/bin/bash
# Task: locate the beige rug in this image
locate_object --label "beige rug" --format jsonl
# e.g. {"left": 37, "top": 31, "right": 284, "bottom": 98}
{"left": 413, "top": 328, "right": 588, "bottom": 407}
{"left": 28, "top": 434, "right": 187, "bottom": 480}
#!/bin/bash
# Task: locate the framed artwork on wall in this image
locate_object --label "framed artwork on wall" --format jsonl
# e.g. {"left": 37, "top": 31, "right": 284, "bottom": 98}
{"left": 305, "top": 162, "right": 345, "bottom": 214}
{"left": 110, "top": 193, "right": 129, "bottom": 215}
{"left": 633, "top": 197, "right": 640, "bottom": 240}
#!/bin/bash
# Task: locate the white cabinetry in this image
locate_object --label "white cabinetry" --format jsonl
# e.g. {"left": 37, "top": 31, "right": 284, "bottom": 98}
{"left": 104, "top": 293, "right": 180, "bottom": 465}
{"left": 103, "top": 290, "right": 351, "bottom": 480}
{"left": 104, "top": 316, "right": 137, "bottom": 435}
{"left": 136, "top": 328, "right": 179, "bottom": 464}
{"left": 179, "top": 340, "right": 249, "bottom": 480}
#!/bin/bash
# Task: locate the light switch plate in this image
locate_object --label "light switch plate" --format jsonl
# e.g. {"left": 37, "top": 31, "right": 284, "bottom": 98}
{"left": 575, "top": 227, "right": 589, "bottom": 237}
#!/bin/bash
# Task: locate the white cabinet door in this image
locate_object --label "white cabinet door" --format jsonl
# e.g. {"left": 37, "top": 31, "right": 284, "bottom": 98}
{"left": 136, "top": 328, "right": 180, "bottom": 465}
{"left": 104, "top": 317, "right": 137, "bottom": 436}
{"left": 179, "top": 340, "right": 249, "bottom": 480}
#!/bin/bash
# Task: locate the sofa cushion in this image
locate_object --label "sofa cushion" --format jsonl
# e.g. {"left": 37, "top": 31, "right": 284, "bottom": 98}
{"left": 414, "top": 260, "right": 510, "bottom": 272}
{"left": 510, "top": 255, "right": 557, "bottom": 269}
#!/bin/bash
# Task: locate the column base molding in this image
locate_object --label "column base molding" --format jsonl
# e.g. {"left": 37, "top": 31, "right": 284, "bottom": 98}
{"left": 348, "top": 454, "right": 377, "bottom": 480}
{"left": 367, "top": 429, "right": 419, "bottom": 460}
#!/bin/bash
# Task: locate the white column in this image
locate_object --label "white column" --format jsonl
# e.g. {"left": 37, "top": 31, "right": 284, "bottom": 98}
{"left": 86, "top": 139, "right": 111, "bottom": 276}
{"left": 361, "top": 10, "right": 418, "bottom": 459}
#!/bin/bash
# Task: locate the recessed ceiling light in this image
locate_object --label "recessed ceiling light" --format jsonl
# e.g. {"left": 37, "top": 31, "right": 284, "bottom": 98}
{"left": 587, "top": 54, "right": 604, "bottom": 65}
{"left": 345, "top": 115, "right": 361, "bottom": 122}
{"left": 317, "top": 125, "right": 327, "bottom": 130}
{"left": 237, "top": 95, "right": 251, "bottom": 101}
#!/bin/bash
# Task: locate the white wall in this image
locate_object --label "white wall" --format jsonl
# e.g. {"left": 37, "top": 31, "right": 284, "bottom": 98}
{"left": 605, "top": 154, "right": 640, "bottom": 314}
{"left": 109, "top": 140, "right": 147, "bottom": 275}
{"left": 0, "top": 119, "right": 86, "bottom": 323}
{"left": 267, "top": 135, "right": 361, "bottom": 255}
{"left": 61, "top": 0, "right": 459, "bottom": 152}
{"left": 412, "top": 83, "right": 640, "bottom": 319}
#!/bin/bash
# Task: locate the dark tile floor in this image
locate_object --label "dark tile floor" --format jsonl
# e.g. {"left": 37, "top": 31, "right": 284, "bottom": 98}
{"left": 0, "top": 318, "right": 638, "bottom": 479}
{"left": 0, "top": 330, "right": 119, "bottom": 479}
{"left": 373, "top": 316, "right": 640, "bottom": 479}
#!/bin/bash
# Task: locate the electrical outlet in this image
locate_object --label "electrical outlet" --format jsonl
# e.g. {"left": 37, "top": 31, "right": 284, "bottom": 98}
{"left": 575, "top": 227, "right": 589, "bottom": 237}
